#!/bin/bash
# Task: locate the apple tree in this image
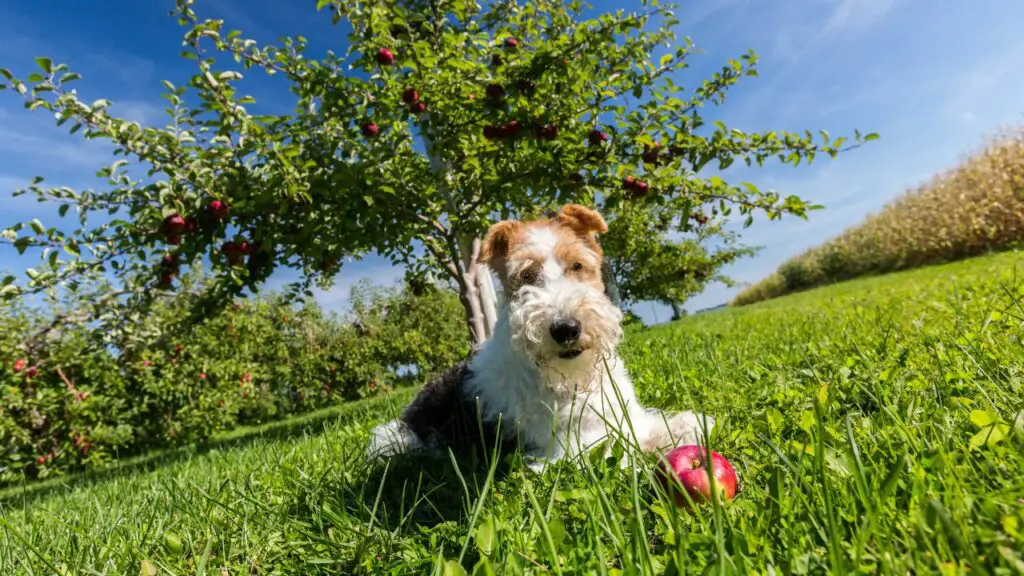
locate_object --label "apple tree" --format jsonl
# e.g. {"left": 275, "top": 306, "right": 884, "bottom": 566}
{"left": 0, "top": 0, "right": 874, "bottom": 345}
{"left": 601, "top": 199, "right": 757, "bottom": 314}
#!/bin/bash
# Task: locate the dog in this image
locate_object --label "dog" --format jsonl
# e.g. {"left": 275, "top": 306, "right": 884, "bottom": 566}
{"left": 367, "top": 204, "right": 713, "bottom": 470}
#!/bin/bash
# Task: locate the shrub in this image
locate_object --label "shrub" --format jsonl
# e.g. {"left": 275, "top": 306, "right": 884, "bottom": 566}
{"left": 733, "top": 127, "right": 1024, "bottom": 305}
{"left": 0, "top": 279, "right": 467, "bottom": 485}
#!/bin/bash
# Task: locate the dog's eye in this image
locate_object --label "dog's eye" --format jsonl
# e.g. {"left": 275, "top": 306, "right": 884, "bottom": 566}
{"left": 519, "top": 270, "right": 538, "bottom": 284}
{"left": 571, "top": 262, "right": 584, "bottom": 272}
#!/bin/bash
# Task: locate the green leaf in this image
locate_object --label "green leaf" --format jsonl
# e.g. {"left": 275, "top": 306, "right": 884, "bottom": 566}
{"left": 474, "top": 516, "right": 497, "bottom": 555}
{"left": 863, "top": 133, "right": 880, "bottom": 142}
{"left": 59, "top": 72, "right": 82, "bottom": 83}
{"left": 547, "top": 517, "right": 566, "bottom": 549}
{"left": 472, "top": 557, "right": 496, "bottom": 576}
{"left": 34, "top": 57, "right": 53, "bottom": 73}
{"left": 443, "top": 560, "right": 468, "bottom": 576}
{"left": 969, "top": 410, "right": 998, "bottom": 428}
{"left": 29, "top": 219, "right": 45, "bottom": 235}
{"left": 969, "top": 424, "right": 1007, "bottom": 450}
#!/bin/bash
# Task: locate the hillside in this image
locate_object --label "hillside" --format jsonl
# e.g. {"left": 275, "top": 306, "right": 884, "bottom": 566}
{"left": 733, "top": 128, "right": 1024, "bottom": 306}
{"left": 2, "top": 251, "right": 1022, "bottom": 574}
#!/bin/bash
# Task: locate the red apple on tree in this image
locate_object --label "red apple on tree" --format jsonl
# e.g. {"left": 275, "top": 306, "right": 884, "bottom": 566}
{"left": 486, "top": 83, "right": 504, "bottom": 101}
{"left": 162, "top": 214, "right": 186, "bottom": 244}
{"left": 361, "top": 122, "right": 380, "bottom": 138}
{"left": 12, "top": 359, "right": 27, "bottom": 373}
{"left": 503, "top": 37, "right": 518, "bottom": 49}
{"left": 483, "top": 125, "right": 502, "bottom": 140}
{"left": 642, "top": 142, "right": 662, "bottom": 165}
{"left": 208, "top": 200, "right": 230, "bottom": 220}
{"left": 222, "top": 240, "right": 247, "bottom": 265}
{"left": 376, "top": 48, "right": 395, "bottom": 66}
{"left": 402, "top": 87, "right": 420, "bottom": 104}
{"left": 657, "top": 445, "right": 738, "bottom": 507}
{"left": 502, "top": 120, "right": 521, "bottom": 137}
{"left": 410, "top": 101, "right": 427, "bottom": 114}
{"left": 588, "top": 129, "right": 609, "bottom": 145}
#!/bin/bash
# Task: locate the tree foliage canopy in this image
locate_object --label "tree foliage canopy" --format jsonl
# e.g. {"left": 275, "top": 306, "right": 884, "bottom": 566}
{"left": 0, "top": 0, "right": 874, "bottom": 343}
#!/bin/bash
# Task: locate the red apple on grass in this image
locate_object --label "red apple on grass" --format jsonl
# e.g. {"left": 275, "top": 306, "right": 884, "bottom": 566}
{"left": 657, "top": 445, "right": 738, "bottom": 507}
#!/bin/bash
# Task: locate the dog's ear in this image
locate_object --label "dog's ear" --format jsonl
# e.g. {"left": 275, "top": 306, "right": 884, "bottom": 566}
{"left": 557, "top": 204, "right": 608, "bottom": 236}
{"left": 480, "top": 220, "right": 524, "bottom": 265}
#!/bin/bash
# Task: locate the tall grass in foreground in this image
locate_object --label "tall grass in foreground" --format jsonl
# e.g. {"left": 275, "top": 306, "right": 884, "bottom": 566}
{"left": 1, "top": 251, "right": 1022, "bottom": 574}
{"left": 733, "top": 127, "right": 1024, "bottom": 306}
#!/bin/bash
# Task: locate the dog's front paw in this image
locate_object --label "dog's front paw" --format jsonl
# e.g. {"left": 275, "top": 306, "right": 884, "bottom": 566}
{"left": 667, "top": 410, "right": 714, "bottom": 445}
{"left": 639, "top": 409, "right": 716, "bottom": 453}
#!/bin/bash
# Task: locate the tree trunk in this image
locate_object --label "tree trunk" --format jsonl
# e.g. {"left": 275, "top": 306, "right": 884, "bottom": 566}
{"left": 476, "top": 263, "right": 498, "bottom": 337}
{"left": 457, "top": 271, "right": 488, "bottom": 345}
{"left": 671, "top": 302, "right": 685, "bottom": 320}
{"left": 601, "top": 260, "right": 623, "bottom": 307}
{"left": 455, "top": 235, "right": 499, "bottom": 345}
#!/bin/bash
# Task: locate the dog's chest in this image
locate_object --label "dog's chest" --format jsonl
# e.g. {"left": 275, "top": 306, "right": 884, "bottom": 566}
{"left": 468, "top": 360, "right": 628, "bottom": 449}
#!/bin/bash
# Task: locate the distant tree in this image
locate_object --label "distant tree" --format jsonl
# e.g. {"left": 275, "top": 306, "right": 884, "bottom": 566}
{"left": 0, "top": 0, "right": 874, "bottom": 345}
{"left": 601, "top": 200, "right": 757, "bottom": 312}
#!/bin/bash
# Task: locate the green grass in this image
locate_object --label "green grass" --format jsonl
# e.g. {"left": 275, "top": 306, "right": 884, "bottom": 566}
{"left": 2, "top": 252, "right": 1024, "bottom": 575}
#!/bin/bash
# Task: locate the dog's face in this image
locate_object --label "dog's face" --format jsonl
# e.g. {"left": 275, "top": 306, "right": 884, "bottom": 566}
{"left": 481, "top": 205, "right": 623, "bottom": 370}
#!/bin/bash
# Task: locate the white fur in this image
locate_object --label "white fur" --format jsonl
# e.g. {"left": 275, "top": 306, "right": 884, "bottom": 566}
{"left": 367, "top": 221, "right": 714, "bottom": 469}
{"left": 367, "top": 419, "right": 424, "bottom": 458}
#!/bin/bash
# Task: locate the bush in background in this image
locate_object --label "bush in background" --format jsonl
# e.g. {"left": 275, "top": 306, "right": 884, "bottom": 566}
{"left": 0, "top": 278, "right": 467, "bottom": 485}
{"left": 733, "top": 128, "right": 1024, "bottom": 306}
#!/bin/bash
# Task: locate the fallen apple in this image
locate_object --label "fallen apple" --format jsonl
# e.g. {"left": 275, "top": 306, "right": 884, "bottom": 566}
{"left": 657, "top": 445, "right": 738, "bottom": 507}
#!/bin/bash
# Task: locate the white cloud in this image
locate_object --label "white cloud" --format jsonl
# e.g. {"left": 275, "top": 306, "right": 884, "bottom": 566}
{"left": 264, "top": 259, "right": 407, "bottom": 316}
{"left": 111, "top": 100, "right": 166, "bottom": 127}
{"left": 0, "top": 123, "right": 111, "bottom": 169}
{"left": 820, "top": 0, "right": 903, "bottom": 36}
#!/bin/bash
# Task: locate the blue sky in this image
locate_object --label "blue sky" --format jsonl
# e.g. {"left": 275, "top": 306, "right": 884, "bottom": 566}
{"left": 2, "top": 0, "right": 1023, "bottom": 323}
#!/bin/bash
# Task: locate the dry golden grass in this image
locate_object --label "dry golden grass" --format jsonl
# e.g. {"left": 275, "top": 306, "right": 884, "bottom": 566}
{"left": 732, "top": 127, "right": 1024, "bottom": 306}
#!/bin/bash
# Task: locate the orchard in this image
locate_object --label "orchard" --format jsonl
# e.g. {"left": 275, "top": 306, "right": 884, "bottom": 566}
{"left": 0, "top": 0, "right": 875, "bottom": 347}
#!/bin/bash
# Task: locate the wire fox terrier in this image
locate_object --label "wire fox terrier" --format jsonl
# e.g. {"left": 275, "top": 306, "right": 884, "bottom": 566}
{"left": 368, "top": 204, "right": 713, "bottom": 470}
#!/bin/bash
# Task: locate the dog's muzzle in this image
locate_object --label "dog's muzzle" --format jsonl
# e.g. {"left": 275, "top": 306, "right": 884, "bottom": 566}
{"left": 550, "top": 318, "right": 584, "bottom": 359}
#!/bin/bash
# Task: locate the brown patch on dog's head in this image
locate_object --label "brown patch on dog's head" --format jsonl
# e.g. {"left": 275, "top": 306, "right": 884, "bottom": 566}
{"left": 553, "top": 204, "right": 608, "bottom": 256}
{"left": 556, "top": 204, "right": 608, "bottom": 235}
{"left": 480, "top": 219, "right": 525, "bottom": 276}
{"left": 480, "top": 204, "right": 609, "bottom": 294}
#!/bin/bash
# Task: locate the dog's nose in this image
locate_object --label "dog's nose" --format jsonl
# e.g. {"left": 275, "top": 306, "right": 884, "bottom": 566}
{"left": 549, "top": 318, "right": 582, "bottom": 344}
